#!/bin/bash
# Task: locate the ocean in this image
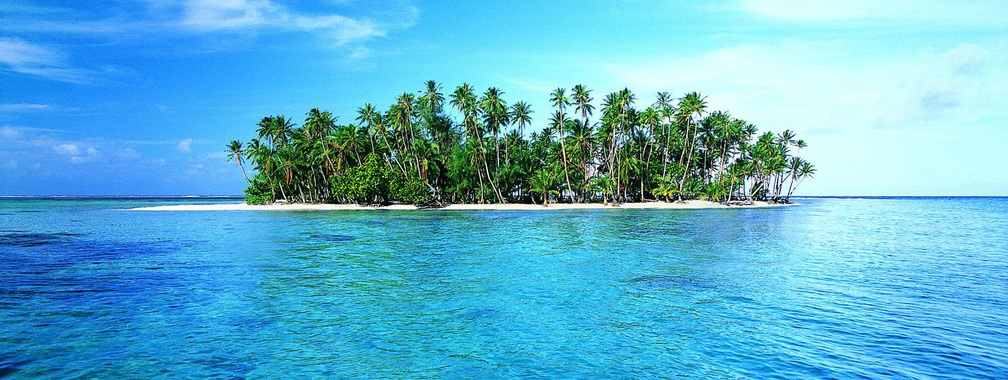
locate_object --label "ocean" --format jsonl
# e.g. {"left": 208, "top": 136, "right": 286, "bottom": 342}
{"left": 1, "top": 197, "right": 1006, "bottom": 378}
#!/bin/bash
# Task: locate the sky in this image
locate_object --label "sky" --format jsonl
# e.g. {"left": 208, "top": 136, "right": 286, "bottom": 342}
{"left": 1, "top": 0, "right": 1006, "bottom": 196}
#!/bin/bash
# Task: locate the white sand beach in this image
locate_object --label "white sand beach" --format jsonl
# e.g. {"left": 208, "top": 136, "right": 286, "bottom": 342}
{"left": 130, "top": 200, "right": 783, "bottom": 211}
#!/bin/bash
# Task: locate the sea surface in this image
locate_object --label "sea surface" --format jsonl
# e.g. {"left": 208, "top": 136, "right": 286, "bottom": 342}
{"left": 1, "top": 197, "right": 1007, "bottom": 378}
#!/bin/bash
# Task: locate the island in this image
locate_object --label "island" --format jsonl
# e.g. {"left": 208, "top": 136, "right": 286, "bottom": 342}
{"left": 225, "top": 82, "right": 815, "bottom": 208}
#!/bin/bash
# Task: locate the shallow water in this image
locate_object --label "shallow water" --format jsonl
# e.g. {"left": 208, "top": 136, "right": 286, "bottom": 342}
{"left": 1, "top": 197, "right": 1007, "bottom": 378}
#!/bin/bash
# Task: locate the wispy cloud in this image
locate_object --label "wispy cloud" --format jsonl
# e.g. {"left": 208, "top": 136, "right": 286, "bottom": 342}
{"left": 0, "top": 37, "right": 94, "bottom": 83}
{"left": 739, "top": 0, "right": 1008, "bottom": 25}
{"left": 3, "top": 0, "right": 418, "bottom": 48}
{"left": 0, "top": 103, "right": 53, "bottom": 112}
{"left": 178, "top": 0, "right": 396, "bottom": 46}
{"left": 606, "top": 41, "right": 1003, "bottom": 134}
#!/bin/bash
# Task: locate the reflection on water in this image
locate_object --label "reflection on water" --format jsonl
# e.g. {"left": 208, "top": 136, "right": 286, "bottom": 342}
{"left": 0, "top": 197, "right": 1007, "bottom": 378}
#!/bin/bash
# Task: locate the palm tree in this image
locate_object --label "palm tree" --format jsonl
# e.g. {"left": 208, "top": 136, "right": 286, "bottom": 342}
{"left": 591, "top": 175, "right": 614, "bottom": 205}
{"left": 480, "top": 87, "right": 508, "bottom": 171}
{"left": 356, "top": 103, "right": 378, "bottom": 154}
{"left": 227, "top": 140, "right": 250, "bottom": 184}
{"left": 451, "top": 83, "right": 503, "bottom": 203}
{"left": 230, "top": 82, "right": 814, "bottom": 206}
{"left": 529, "top": 168, "right": 559, "bottom": 206}
{"left": 572, "top": 84, "right": 594, "bottom": 128}
{"left": 652, "top": 175, "right": 678, "bottom": 202}
{"left": 654, "top": 91, "right": 676, "bottom": 179}
{"left": 418, "top": 80, "right": 445, "bottom": 115}
{"left": 509, "top": 101, "right": 533, "bottom": 137}
{"left": 785, "top": 157, "right": 815, "bottom": 201}
{"left": 675, "top": 91, "right": 707, "bottom": 201}
{"left": 550, "top": 87, "right": 575, "bottom": 202}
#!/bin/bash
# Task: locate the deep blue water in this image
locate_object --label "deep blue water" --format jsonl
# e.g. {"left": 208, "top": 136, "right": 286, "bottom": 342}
{"left": 1, "top": 197, "right": 1007, "bottom": 378}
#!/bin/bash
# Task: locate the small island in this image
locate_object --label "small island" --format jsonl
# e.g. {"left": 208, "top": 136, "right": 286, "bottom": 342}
{"left": 226, "top": 82, "right": 814, "bottom": 208}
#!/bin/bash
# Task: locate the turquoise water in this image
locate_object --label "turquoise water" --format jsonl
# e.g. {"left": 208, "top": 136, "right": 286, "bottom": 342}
{"left": 1, "top": 197, "right": 1007, "bottom": 378}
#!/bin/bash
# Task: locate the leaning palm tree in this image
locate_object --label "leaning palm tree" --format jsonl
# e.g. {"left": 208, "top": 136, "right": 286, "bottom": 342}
{"left": 786, "top": 158, "right": 815, "bottom": 201}
{"left": 227, "top": 140, "right": 250, "bottom": 184}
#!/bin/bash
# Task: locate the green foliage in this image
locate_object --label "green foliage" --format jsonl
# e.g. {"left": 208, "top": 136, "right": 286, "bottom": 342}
{"left": 244, "top": 173, "right": 274, "bottom": 205}
{"left": 329, "top": 153, "right": 433, "bottom": 205}
{"left": 331, "top": 153, "right": 391, "bottom": 204}
{"left": 233, "top": 82, "right": 815, "bottom": 205}
{"left": 389, "top": 176, "right": 433, "bottom": 205}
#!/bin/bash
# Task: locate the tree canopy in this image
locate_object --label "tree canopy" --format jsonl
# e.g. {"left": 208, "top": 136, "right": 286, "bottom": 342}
{"left": 230, "top": 82, "right": 815, "bottom": 206}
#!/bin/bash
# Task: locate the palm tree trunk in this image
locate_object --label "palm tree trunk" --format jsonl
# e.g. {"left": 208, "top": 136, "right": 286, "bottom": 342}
{"left": 238, "top": 162, "right": 250, "bottom": 185}
{"left": 677, "top": 117, "right": 694, "bottom": 202}
{"left": 558, "top": 121, "right": 574, "bottom": 203}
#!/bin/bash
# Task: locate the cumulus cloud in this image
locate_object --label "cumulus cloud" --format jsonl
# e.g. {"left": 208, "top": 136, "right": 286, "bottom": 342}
{"left": 51, "top": 142, "right": 98, "bottom": 163}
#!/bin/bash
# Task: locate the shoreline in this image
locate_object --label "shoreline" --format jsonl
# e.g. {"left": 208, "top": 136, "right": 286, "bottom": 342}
{"left": 129, "top": 200, "right": 786, "bottom": 211}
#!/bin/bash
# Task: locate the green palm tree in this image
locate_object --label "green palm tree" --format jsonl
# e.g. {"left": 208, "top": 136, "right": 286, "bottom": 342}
{"left": 509, "top": 101, "right": 533, "bottom": 137}
{"left": 550, "top": 87, "right": 575, "bottom": 202}
{"left": 529, "top": 168, "right": 559, "bottom": 206}
{"left": 572, "top": 84, "right": 594, "bottom": 127}
{"left": 231, "top": 82, "right": 815, "bottom": 206}
{"left": 418, "top": 80, "right": 445, "bottom": 115}
{"left": 675, "top": 91, "right": 707, "bottom": 201}
{"left": 356, "top": 103, "right": 378, "bottom": 154}
{"left": 652, "top": 175, "right": 679, "bottom": 202}
{"left": 591, "top": 175, "right": 614, "bottom": 205}
{"left": 227, "top": 140, "right": 250, "bottom": 184}
{"left": 480, "top": 87, "right": 508, "bottom": 172}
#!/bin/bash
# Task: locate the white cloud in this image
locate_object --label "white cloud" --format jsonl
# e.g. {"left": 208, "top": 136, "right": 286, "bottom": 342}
{"left": 740, "top": 0, "right": 877, "bottom": 20}
{"left": 0, "top": 126, "right": 21, "bottom": 139}
{"left": 945, "top": 43, "right": 991, "bottom": 75}
{"left": 176, "top": 138, "right": 193, "bottom": 152}
{"left": 0, "top": 38, "right": 62, "bottom": 65}
{"left": 0, "top": 38, "right": 93, "bottom": 83}
{"left": 118, "top": 148, "right": 142, "bottom": 160}
{"left": 4, "top": 1, "right": 418, "bottom": 50}
{"left": 606, "top": 42, "right": 1003, "bottom": 134}
{"left": 739, "top": 0, "right": 1008, "bottom": 25}
{"left": 0, "top": 103, "right": 52, "bottom": 112}
{"left": 53, "top": 143, "right": 80, "bottom": 156}
{"left": 205, "top": 151, "right": 229, "bottom": 159}
{"left": 51, "top": 142, "right": 98, "bottom": 163}
{"left": 178, "top": 0, "right": 396, "bottom": 46}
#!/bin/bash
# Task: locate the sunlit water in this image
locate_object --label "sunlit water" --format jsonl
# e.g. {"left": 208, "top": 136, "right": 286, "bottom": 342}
{"left": 1, "top": 197, "right": 1007, "bottom": 378}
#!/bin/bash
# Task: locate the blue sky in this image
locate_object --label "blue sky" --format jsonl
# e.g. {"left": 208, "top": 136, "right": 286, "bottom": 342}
{"left": 1, "top": 0, "right": 1006, "bottom": 196}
